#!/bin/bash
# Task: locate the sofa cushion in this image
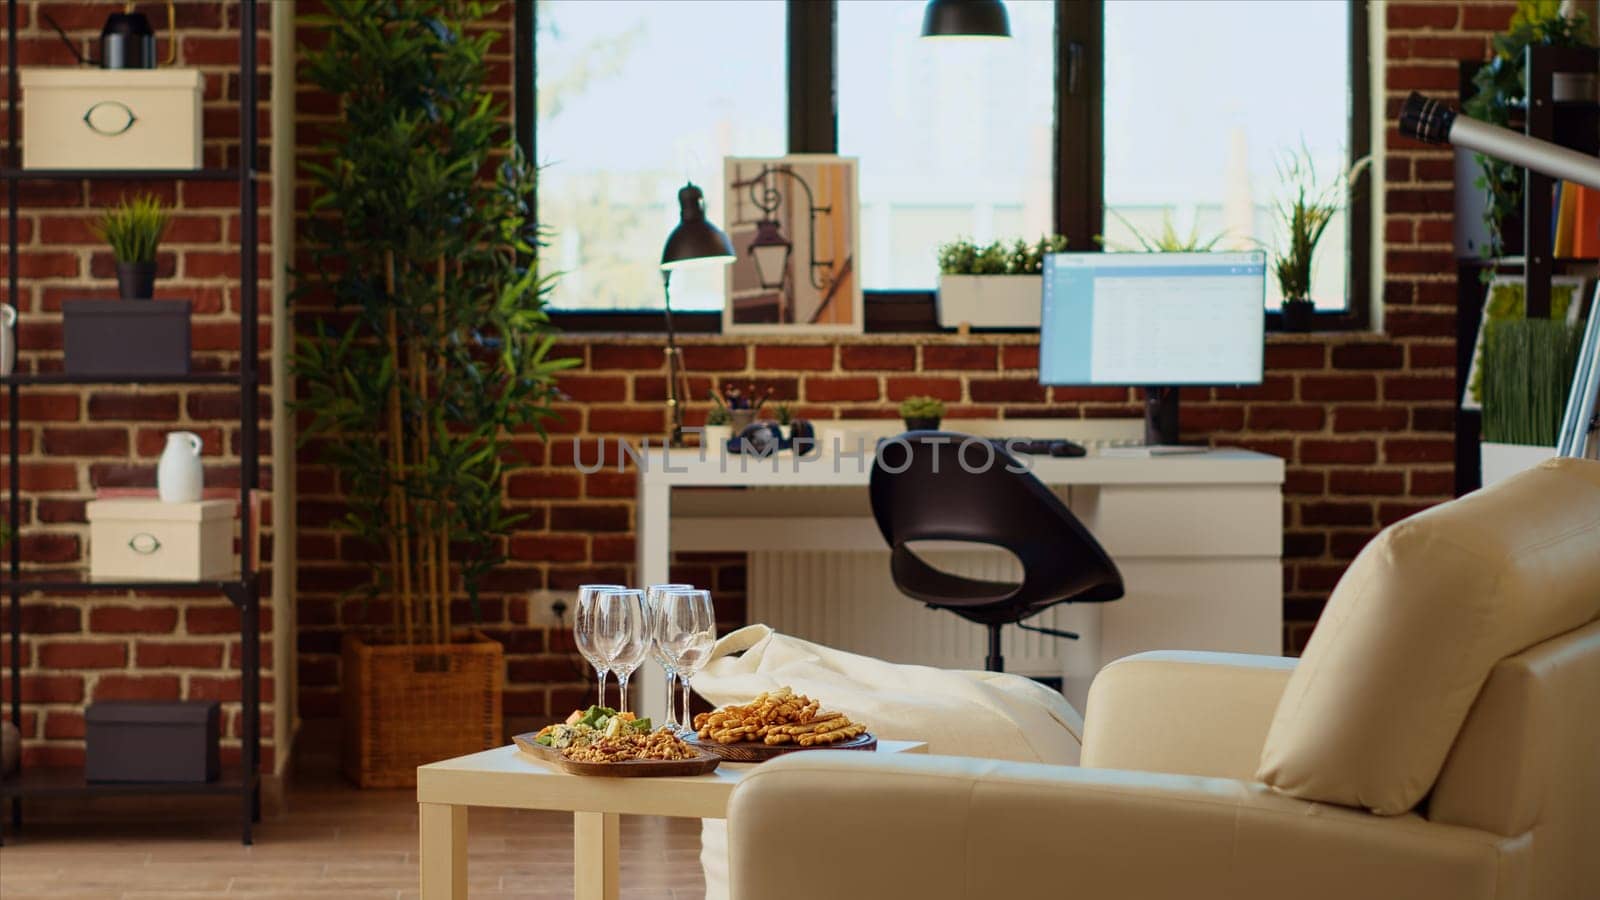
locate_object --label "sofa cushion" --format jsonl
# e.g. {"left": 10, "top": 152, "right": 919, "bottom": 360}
{"left": 1257, "top": 457, "right": 1600, "bottom": 815}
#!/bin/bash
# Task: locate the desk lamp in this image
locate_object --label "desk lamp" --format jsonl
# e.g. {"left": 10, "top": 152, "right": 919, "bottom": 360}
{"left": 660, "top": 182, "right": 735, "bottom": 447}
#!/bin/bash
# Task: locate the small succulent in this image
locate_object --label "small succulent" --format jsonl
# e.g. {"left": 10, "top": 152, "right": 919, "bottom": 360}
{"left": 898, "top": 395, "right": 946, "bottom": 420}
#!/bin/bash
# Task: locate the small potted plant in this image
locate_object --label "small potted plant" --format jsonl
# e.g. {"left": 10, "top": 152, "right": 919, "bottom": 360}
{"left": 935, "top": 233, "right": 1068, "bottom": 329}
{"left": 704, "top": 391, "right": 733, "bottom": 448}
{"left": 1272, "top": 147, "right": 1367, "bottom": 332}
{"left": 93, "top": 193, "right": 170, "bottom": 300}
{"left": 1480, "top": 318, "right": 1582, "bottom": 485}
{"left": 899, "top": 395, "right": 945, "bottom": 431}
{"left": 720, "top": 383, "right": 772, "bottom": 433}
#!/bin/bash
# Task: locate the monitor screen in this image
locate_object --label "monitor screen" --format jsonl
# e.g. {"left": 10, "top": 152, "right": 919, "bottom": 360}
{"left": 1038, "top": 251, "right": 1266, "bottom": 387}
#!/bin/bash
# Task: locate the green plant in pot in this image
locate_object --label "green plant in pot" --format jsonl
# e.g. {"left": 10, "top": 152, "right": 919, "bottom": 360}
{"left": 93, "top": 193, "right": 169, "bottom": 300}
{"left": 899, "top": 395, "right": 946, "bottom": 431}
{"left": 1481, "top": 317, "right": 1583, "bottom": 483}
{"left": 1272, "top": 146, "right": 1368, "bottom": 331}
{"left": 1102, "top": 209, "right": 1225, "bottom": 253}
{"left": 293, "top": 0, "right": 576, "bottom": 788}
{"left": 1464, "top": 0, "right": 1595, "bottom": 260}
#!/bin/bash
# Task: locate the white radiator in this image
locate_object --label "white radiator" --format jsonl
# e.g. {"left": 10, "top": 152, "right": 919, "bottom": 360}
{"left": 747, "top": 550, "right": 1102, "bottom": 687}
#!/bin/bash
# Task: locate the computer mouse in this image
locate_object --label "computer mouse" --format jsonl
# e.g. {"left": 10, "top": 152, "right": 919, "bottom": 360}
{"left": 1049, "top": 440, "right": 1087, "bottom": 457}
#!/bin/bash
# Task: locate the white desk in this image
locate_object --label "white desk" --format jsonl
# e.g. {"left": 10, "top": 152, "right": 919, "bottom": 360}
{"left": 633, "top": 432, "right": 1284, "bottom": 718}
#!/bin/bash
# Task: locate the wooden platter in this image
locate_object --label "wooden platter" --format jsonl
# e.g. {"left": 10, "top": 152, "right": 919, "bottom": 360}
{"left": 687, "top": 732, "right": 877, "bottom": 763}
{"left": 511, "top": 733, "right": 722, "bottom": 778}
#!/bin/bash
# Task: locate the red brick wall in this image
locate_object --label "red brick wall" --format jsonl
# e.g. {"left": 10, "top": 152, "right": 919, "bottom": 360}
{"left": 287, "top": 1, "right": 1515, "bottom": 729}
{"left": 0, "top": 1, "right": 1514, "bottom": 757}
{"left": 0, "top": 2, "right": 274, "bottom": 768}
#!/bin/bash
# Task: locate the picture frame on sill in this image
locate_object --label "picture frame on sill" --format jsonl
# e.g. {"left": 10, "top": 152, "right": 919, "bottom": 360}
{"left": 722, "top": 154, "right": 863, "bottom": 335}
{"left": 1462, "top": 275, "right": 1585, "bottom": 411}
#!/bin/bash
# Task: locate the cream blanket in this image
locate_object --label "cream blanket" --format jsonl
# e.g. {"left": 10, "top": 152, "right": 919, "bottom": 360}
{"left": 695, "top": 625, "right": 1083, "bottom": 899}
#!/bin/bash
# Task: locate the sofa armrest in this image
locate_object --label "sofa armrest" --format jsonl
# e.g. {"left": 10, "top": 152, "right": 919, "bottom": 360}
{"left": 727, "top": 753, "right": 1525, "bottom": 900}
{"left": 1081, "top": 650, "right": 1296, "bottom": 778}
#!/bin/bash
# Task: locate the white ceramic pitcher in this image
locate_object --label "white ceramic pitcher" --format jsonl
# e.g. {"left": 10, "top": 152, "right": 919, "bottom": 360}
{"left": 157, "top": 431, "right": 204, "bottom": 503}
{"left": 0, "top": 303, "right": 15, "bottom": 377}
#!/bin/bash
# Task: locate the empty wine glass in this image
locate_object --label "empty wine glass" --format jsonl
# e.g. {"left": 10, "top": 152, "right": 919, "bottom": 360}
{"left": 656, "top": 589, "right": 715, "bottom": 732}
{"left": 574, "top": 583, "right": 625, "bottom": 708}
{"left": 646, "top": 583, "right": 694, "bottom": 728}
{"left": 595, "top": 588, "right": 650, "bottom": 716}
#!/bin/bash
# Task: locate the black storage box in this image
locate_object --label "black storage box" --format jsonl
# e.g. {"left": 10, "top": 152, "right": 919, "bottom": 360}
{"left": 85, "top": 700, "right": 220, "bottom": 783}
{"left": 63, "top": 299, "right": 191, "bottom": 375}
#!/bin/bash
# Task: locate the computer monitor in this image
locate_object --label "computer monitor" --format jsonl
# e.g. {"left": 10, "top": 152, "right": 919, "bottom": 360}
{"left": 1038, "top": 250, "right": 1266, "bottom": 444}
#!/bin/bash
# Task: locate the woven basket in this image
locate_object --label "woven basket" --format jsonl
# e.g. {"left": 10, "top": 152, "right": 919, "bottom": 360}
{"left": 341, "top": 631, "right": 503, "bottom": 789}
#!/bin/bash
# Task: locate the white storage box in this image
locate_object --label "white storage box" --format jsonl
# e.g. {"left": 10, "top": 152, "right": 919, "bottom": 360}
{"left": 936, "top": 275, "right": 1043, "bottom": 329}
{"left": 87, "top": 498, "right": 234, "bottom": 581}
{"left": 20, "top": 68, "right": 204, "bottom": 170}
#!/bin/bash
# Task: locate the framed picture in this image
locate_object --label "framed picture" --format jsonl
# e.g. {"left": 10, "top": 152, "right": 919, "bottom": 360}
{"left": 1463, "top": 275, "right": 1586, "bottom": 411}
{"left": 722, "top": 155, "right": 863, "bottom": 334}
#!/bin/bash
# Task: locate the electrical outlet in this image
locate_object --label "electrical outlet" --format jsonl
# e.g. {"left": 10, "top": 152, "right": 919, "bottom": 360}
{"left": 526, "top": 590, "right": 566, "bottom": 627}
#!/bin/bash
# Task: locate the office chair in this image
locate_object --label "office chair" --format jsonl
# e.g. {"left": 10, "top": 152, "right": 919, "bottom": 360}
{"left": 869, "top": 432, "right": 1124, "bottom": 672}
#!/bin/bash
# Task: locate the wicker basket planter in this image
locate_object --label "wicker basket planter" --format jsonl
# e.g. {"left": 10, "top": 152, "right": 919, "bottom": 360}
{"left": 341, "top": 631, "right": 503, "bottom": 788}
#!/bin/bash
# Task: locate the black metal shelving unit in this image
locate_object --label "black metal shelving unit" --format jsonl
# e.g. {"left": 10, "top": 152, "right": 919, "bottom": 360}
{"left": 0, "top": 0, "right": 262, "bottom": 845}
{"left": 1453, "top": 47, "right": 1600, "bottom": 496}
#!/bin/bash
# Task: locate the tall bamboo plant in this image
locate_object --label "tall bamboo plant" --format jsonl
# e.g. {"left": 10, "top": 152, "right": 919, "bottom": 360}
{"left": 294, "top": 1, "right": 575, "bottom": 646}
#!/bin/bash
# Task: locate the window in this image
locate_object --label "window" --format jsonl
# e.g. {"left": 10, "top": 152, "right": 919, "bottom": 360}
{"left": 523, "top": 0, "right": 1370, "bottom": 324}
{"left": 1101, "top": 0, "right": 1361, "bottom": 312}
{"left": 534, "top": 1, "right": 786, "bottom": 311}
{"left": 837, "top": 0, "right": 1057, "bottom": 290}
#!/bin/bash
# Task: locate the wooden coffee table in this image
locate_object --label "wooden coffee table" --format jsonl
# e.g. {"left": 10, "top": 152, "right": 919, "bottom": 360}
{"left": 416, "top": 738, "right": 926, "bottom": 899}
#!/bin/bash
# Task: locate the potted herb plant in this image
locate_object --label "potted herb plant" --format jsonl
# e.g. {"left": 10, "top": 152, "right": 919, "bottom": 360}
{"left": 899, "top": 396, "right": 946, "bottom": 431}
{"left": 1103, "top": 210, "right": 1225, "bottom": 253}
{"left": 936, "top": 234, "right": 1068, "bottom": 329}
{"left": 1480, "top": 318, "right": 1583, "bottom": 485}
{"left": 92, "top": 193, "right": 169, "bottom": 299}
{"left": 1272, "top": 147, "right": 1368, "bottom": 332}
{"left": 704, "top": 390, "right": 733, "bottom": 448}
{"left": 1464, "top": 2, "right": 1596, "bottom": 258}
{"left": 294, "top": 1, "right": 575, "bottom": 788}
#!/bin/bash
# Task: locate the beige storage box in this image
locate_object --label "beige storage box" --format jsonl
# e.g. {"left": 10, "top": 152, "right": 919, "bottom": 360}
{"left": 87, "top": 498, "right": 234, "bottom": 581}
{"left": 20, "top": 68, "right": 204, "bottom": 170}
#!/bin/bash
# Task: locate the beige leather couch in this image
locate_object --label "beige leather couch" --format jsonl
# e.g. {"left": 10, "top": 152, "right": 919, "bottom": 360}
{"left": 727, "top": 458, "right": 1600, "bottom": 900}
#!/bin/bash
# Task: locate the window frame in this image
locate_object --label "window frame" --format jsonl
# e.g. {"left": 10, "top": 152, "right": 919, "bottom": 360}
{"left": 522, "top": 0, "right": 1372, "bottom": 333}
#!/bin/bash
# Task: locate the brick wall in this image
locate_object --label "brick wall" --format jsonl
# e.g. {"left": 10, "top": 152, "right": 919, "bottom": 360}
{"left": 0, "top": 2, "right": 274, "bottom": 768}
{"left": 288, "top": 1, "right": 1515, "bottom": 730}
{"left": 0, "top": 1, "right": 1512, "bottom": 756}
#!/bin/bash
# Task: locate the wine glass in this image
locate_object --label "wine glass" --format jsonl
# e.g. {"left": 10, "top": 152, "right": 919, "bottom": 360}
{"left": 595, "top": 588, "right": 650, "bottom": 716}
{"left": 656, "top": 589, "right": 715, "bottom": 732}
{"left": 645, "top": 583, "right": 694, "bottom": 728}
{"left": 574, "top": 583, "right": 625, "bottom": 708}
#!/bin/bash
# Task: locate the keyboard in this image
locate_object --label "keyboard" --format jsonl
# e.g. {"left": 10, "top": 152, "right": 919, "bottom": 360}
{"left": 998, "top": 438, "right": 1088, "bottom": 458}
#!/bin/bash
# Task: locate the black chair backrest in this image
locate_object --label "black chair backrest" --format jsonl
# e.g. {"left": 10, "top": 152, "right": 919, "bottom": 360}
{"left": 869, "top": 432, "right": 1124, "bottom": 610}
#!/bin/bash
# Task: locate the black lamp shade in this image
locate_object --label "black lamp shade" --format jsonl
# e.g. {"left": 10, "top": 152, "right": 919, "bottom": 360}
{"left": 920, "top": 0, "right": 1011, "bottom": 38}
{"left": 661, "top": 182, "right": 736, "bottom": 269}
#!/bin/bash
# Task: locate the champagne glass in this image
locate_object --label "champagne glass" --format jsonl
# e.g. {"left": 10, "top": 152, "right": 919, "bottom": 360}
{"left": 595, "top": 588, "right": 650, "bottom": 716}
{"left": 574, "top": 583, "right": 625, "bottom": 708}
{"left": 656, "top": 589, "right": 715, "bottom": 732}
{"left": 646, "top": 583, "right": 694, "bottom": 728}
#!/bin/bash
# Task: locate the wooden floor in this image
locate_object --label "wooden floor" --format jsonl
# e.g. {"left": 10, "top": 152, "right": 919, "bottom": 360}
{"left": 0, "top": 777, "right": 708, "bottom": 899}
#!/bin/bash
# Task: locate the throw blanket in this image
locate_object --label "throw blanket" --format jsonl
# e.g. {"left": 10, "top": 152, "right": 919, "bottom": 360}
{"left": 696, "top": 625, "right": 1084, "bottom": 899}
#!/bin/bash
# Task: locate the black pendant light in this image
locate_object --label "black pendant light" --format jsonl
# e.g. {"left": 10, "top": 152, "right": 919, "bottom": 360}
{"left": 661, "top": 183, "right": 736, "bottom": 269}
{"left": 920, "top": 0, "right": 1011, "bottom": 39}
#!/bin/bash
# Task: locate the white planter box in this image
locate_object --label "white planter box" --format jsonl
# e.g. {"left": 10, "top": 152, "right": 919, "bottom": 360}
{"left": 20, "top": 68, "right": 204, "bottom": 170}
{"left": 1480, "top": 442, "right": 1558, "bottom": 488}
{"left": 936, "top": 275, "right": 1042, "bottom": 329}
{"left": 87, "top": 498, "right": 234, "bottom": 581}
